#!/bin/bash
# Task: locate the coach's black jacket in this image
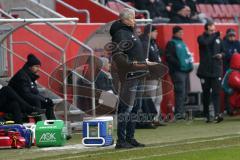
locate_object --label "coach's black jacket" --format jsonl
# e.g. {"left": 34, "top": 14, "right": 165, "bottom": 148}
{"left": 110, "top": 20, "right": 146, "bottom": 62}
{"left": 197, "top": 32, "right": 225, "bottom": 78}
{"left": 110, "top": 20, "right": 149, "bottom": 81}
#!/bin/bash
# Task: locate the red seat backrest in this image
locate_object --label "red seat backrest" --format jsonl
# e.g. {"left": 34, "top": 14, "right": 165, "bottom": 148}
{"left": 205, "top": 4, "right": 218, "bottom": 18}
{"left": 107, "top": 2, "right": 119, "bottom": 13}
{"left": 221, "top": 4, "right": 232, "bottom": 18}
{"left": 116, "top": 2, "right": 126, "bottom": 13}
{"left": 232, "top": 5, "right": 240, "bottom": 17}
{"left": 213, "top": 4, "right": 225, "bottom": 18}
{"left": 197, "top": 4, "right": 209, "bottom": 17}
{"left": 107, "top": 1, "right": 127, "bottom": 13}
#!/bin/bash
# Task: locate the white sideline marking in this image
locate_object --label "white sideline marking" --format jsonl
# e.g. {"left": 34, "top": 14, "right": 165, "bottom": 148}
{"left": 120, "top": 144, "right": 240, "bottom": 160}
{"left": 54, "top": 135, "right": 240, "bottom": 160}
{"left": 39, "top": 144, "right": 115, "bottom": 151}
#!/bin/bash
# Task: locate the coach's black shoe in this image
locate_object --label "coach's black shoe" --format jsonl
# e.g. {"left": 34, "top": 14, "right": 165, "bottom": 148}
{"left": 214, "top": 115, "right": 223, "bottom": 123}
{"left": 205, "top": 117, "right": 211, "bottom": 123}
{"left": 205, "top": 119, "right": 211, "bottom": 123}
{"left": 115, "top": 141, "right": 134, "bottom": 149}
{"left": 127, "top": 139, "right": 145, "bottom": 147}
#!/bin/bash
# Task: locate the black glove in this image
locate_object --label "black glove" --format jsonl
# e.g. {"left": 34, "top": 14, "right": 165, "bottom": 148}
{"left": 214, "top": 31, "right": 220, "bottom": 38}
{"left": 45, "top": 98, "right": 54, "bottom": 106}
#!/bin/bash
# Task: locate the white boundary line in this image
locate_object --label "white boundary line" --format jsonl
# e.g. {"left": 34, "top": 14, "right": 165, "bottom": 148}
{"left": 120, "top": 144, "right": 240, "bottom": 160}
{"left": 54, "top": 135, "right": 240, "bottom": 160}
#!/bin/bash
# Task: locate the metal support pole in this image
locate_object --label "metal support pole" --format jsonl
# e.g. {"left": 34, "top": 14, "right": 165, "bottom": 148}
{"left": 91, "top": 55, "right": 96, "bottom": 117}
{"left": 9, "top": 34, "right": 13, "bottom": 77}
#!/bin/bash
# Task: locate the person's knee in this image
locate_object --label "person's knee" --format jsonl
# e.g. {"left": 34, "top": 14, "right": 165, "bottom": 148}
{"left": 9, "top": 101, "right": 20, "bottom": 108}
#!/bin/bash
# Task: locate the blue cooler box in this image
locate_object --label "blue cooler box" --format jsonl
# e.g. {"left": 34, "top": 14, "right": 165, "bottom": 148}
{"left": 82, "top": 116, "right": 113, "bottom": 146}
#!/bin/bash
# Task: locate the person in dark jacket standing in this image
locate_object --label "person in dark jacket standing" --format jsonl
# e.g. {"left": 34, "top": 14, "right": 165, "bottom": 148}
{"left": 223, "top": 29, "right": 240, "bottom": 72}
{"left": 223, "top": 28, "right": 240, "bottom": 115}
{"left": 166, "top": 26, "right": 193, "bottom": 120}
{"left": 197, "top": 22, "right": 225, "bottom": 123}
{"left": 110, "top": 8, "right": 152, "bottom": 149}
{"left": 140, "top": 25, "right": 163, "bottom": 63}
{"left": 140, "top": 25, "right": 164, "bottom": 125}
{"left": 8, "top": 54, "right": 56, "bottom": 120}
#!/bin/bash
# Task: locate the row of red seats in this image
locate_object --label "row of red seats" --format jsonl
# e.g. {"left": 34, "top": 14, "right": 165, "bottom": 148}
{"left": 197, "top": 4, "right": 240, "bottom": 22}
{"left": 107, "top": 2, "right": 240, "bottom": 23}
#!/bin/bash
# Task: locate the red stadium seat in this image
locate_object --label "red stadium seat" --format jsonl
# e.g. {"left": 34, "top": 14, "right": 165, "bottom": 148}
{"left": 197, "top": 4, "right": 210, "bottom": 17}
{"left": 213, "top": 4, "right": 225, "bottom": 18}
{"left": 107, "top": 1, "right": 126, "bottom": 13}
{"left": 107, "top": 2, "right": 120, "bottom": 13}
{"left": 205, "top": 4, "right": 218, "bottom": 18}
{"left": 226, "top": 5, "right": 236, "bottom": 17}
{"left": 232, "top": 5, "right": 240, "bottom": 17}
{"left": 197, "top": 4, "right": 239, "bottom": 23}
{"left": 220, "top": 4, "right": 232, "bottom": 18}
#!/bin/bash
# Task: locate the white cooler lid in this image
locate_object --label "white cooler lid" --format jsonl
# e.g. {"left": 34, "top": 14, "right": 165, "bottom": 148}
{"left": 83, "top": 116, "right": 113, "bottom": 122}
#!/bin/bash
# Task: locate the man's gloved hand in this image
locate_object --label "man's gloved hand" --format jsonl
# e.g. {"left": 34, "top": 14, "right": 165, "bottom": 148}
{"left": 146, "top": 60, "right": 159, "bottom": 66}
{"left": 45, "top": 98, "right": 54, "bottom": 106}
{"left": 212, "top": 53, "right": 223, "bottom": 59}
{"left": 214, "top": 31, "right": 220, "bottom": 38}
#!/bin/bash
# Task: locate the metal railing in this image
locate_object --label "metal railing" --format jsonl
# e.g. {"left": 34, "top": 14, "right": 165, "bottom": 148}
{"left": 0, "top": 10, "right": 62, "bottom": 76}
{"left": 0, "top": 44, "right": 63, "bottom": 86}
{"left": 11, "top": 41, "right": 62, "bottom": 65}
{"left": 56, "top": 0, "right": 91, "bottom": 23}
{"left": 10, "top": 6, "right": 97, "bottom": 117}
{"left": 0, "top": 17, "right": 82, "bottom": 129}
{"left": 8, "top": 7, "right": 93, "bottom": 55}
{"left": 30, "top": 0, "right": 66, "bottom": 18}
{"left": 0, "top": 11, "right": 97, "bottom": 117}
{"left": 0, "top": 10, "right": 65, "bottom": 53}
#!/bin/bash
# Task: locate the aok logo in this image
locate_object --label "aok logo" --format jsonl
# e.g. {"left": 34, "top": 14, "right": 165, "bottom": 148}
{"left": 39, "top": 133, "right": 56, "bottom": 142}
